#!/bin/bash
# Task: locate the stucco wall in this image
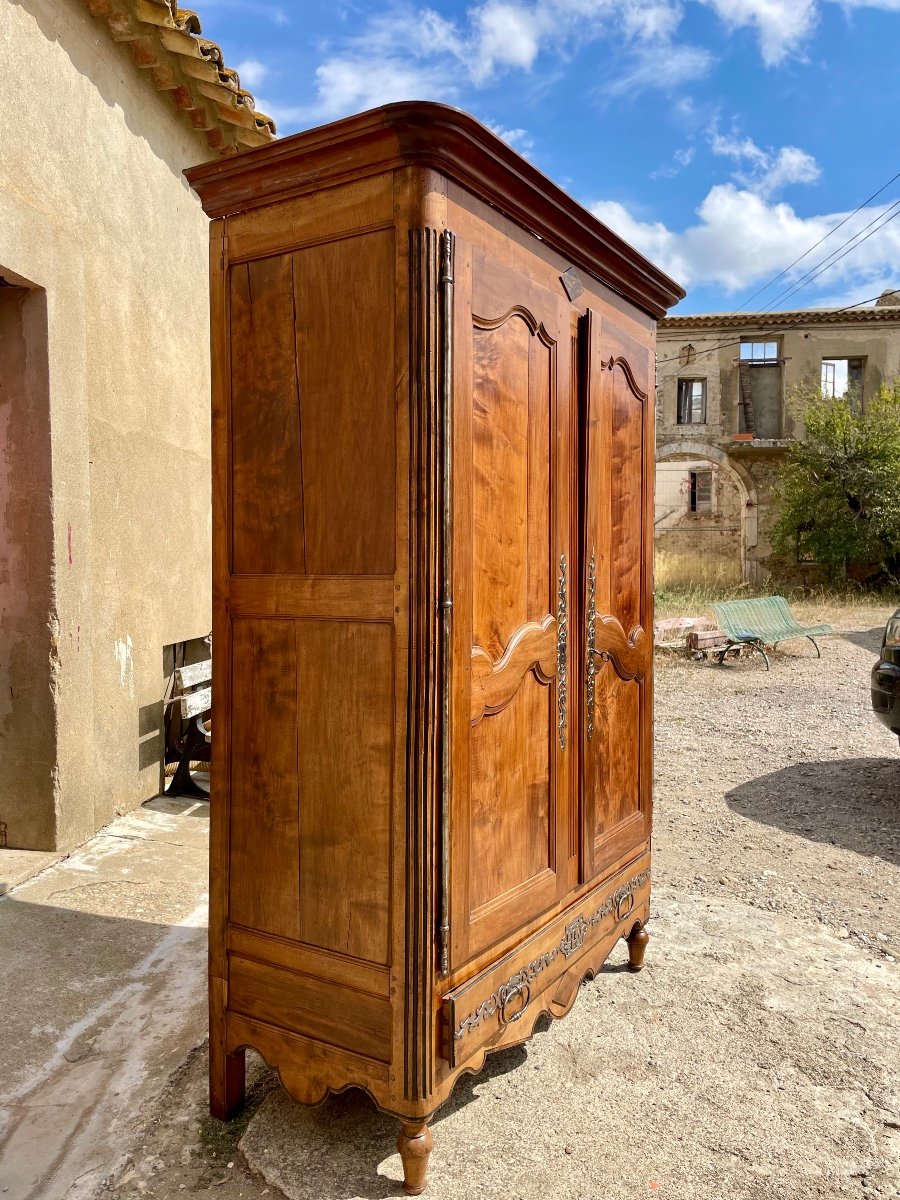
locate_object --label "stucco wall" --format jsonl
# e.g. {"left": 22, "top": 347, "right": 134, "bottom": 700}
{"left": 0, "top": 0, "right": 212, "bottom": 848}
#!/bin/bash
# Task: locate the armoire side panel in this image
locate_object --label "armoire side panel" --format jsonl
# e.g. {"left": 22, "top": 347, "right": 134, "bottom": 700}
{"left": 294, "top": 230, "right": 397, "bottom": 576}
{"left": 229, "top": 618, "right": 301, "bottom": 939}
{"left": 230, "top": 257, "right": 306, "bottom": 576}
{"left": 229, "top": 229, "right": 397, "bottom": 580}
{"left": 295, "top": 619, "right": 394, "bottom": 966}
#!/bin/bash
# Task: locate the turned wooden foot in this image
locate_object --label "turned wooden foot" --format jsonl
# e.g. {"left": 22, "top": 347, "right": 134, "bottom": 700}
{"left": 209, "top": 1044, "right": 245, "bottom": 1120}
{"left": 397, "top": 1120, "right": 434, "bottom": 1196}
{"left": 626, "top": 921, "right": 650, "bottom": 972}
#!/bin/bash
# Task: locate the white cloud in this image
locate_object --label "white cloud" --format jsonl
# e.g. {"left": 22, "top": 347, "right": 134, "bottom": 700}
{"left": 591, "top": 185, "right": 900, "bottom": 302}
{"left": 271, "top": 0, "right": 900, "bottom": 131}
{"left": 312, "top": 56, "right": 451, "bottom": 118}
{"left": 707, "top": 125, "right": 821, "bottom": 197}
{"left": 650, "top": 145, "right": 696, "bottom": 179}
{"left": 835, "top": 0, "right": 900, "bottom": 8}
{"left": 472, "top": 4, "right": 542, "bottom": 81}
{"left": 698, "top": 0, "right": 900, "bottom": 67}
{"left": 235, "top": 58, "right": 269, "bottom": 89}
{"left": 603, "top": 42, "right": 713, "bottom": 96}
{"left": 297, "top": 0, "right": 710, "bottom": 121}
{"left": 485, "top": 122, "right": 535, "bottom": 153}
{"left": 708, "top": 127, "right": 769, "bottom": 168}
{"left": 698, "top": 0, "right": 818, "bottom": 65}
{"left": 758, "top": 146, "right": 821, "bottom": 196}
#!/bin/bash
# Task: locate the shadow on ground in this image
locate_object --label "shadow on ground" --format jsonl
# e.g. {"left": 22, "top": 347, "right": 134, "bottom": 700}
{"left": 840, "top": 627, "right": 885, "bottom": 654}
{"left": 726, "top": 756, "right": 900, "bottom": 866}
{"left": 240, "top": 1040, "right": 534, "bottom": 1199}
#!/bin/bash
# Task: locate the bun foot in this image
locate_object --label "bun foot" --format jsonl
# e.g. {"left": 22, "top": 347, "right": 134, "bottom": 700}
{"left": 626, "top": 921, "right": 650, "bottom": 972}
{"left": 397, "top": 1120, "right": 434, "bottom": 1195}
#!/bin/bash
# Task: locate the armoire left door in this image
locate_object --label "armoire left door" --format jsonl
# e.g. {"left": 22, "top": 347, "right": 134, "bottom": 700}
{"left": 449, "top": 237, "right": 575, "bottom": 970}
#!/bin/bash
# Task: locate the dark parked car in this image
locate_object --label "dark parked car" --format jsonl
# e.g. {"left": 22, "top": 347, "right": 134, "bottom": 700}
{"left": 871, "top": 608, "right": 900, "bottom": 744}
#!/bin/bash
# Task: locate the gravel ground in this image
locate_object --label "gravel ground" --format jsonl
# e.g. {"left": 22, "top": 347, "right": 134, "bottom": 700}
{"left": 654, "top": 605, "right": 900, "bottom": 959}
{"left": 95, "top": 602, "right": 900, "bottom": 1200}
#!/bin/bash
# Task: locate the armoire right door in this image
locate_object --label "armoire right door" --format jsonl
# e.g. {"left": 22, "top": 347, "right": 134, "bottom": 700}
{"left": 581, "top": 310, "right": 655, "bottom": 882}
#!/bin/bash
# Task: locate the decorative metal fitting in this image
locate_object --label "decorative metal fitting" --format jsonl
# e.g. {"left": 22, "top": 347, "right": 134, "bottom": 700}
{"left": 586, "top": 549, "right": 597, "bottom": 742}
{"left": 557, "top": 553, "right": 568, "bottom": 749}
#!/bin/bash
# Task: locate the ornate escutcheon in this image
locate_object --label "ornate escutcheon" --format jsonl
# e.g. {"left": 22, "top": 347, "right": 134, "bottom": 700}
{"left": 557, "top": 553, "right": 568, "bottom": 749}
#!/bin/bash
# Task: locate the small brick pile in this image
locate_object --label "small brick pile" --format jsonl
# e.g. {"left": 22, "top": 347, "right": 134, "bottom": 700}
{"left": 653, "top": 617, "right": 729, "bottom": 654}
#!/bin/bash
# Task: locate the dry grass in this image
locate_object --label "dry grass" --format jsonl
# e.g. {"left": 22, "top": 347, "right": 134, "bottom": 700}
{"left": 654, "top": 550, "right": 742, "bottom": 591}
{"left": 654, "top": 581, "right": 900, "bottom": 628}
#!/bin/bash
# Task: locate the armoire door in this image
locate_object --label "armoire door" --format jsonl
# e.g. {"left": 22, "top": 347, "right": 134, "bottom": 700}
{"left": 449, "top": 239, "right": 574, "bottom": 968}
{"left": 581, "top": 310, "right": 654, "bottom": 881}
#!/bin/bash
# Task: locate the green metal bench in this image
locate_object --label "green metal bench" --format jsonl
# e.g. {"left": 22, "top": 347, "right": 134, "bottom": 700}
{"left": 709, "top": 597, "right": 832, "bottom": 670}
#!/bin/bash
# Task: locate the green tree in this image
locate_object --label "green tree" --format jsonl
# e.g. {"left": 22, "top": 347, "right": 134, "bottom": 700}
{"left": 773, "top": 378, "right": 900, "bottom": 581}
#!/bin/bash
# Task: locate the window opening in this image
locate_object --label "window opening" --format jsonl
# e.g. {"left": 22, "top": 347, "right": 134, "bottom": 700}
{"left": 821, "top": 357, "right": 865, "bottom": 405}
{"left": 689, "top": 469, "right": 713, "bottom": 514}
{"left": 739, "top": 341, "right": 779, "bottom": 364}
{"left": 677, "top": 379, "right": 707, "bottom": 425}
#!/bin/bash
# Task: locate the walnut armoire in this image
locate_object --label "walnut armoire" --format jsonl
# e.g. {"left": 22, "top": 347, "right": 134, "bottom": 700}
{"left": 186, "top": 103, "right": 684, "bottom": 1195}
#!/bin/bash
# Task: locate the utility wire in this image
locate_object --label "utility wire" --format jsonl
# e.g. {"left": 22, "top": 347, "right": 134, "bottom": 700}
{"left": 733, "top": 165, "right": 900, "bottom": 313}
{"left": 650, "top": 162, "right": 900, "bottom": 386}
{"left": 654, "top": 290, "right": 896, "bottom": 384}
{"left": 757, "top": 197, "right": 900, "bottom": 313}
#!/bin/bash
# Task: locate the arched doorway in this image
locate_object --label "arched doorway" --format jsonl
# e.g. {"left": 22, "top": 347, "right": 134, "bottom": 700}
{"left": 655, "top": 442, "right": 758, "bottom": 587}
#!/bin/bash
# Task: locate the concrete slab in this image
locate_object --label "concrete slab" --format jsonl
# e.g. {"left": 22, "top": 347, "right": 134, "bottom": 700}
{"left": 0, "top": 848, "right": 62, "bottom": 894}
{"left": 0, "top": 797, "right": 209, "bottom": 1200}
{"left": 240, "top": 887, "right": 900, "bottom": 1200}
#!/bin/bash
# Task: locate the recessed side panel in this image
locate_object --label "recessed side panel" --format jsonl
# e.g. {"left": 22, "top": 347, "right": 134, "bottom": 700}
{"left": 296, "top": 619, "right": 394, "bottom": 967}
{"left": 230, "top": 256, "right": 306, "bottom": 575}
{"left": 229, "top": 955, "right": 392, "bottom": 1064}
{"left": 294, "top": 230, "right": 397, "bottom": 576}
{"left": 229, "top": 617, "right": 301, "bottom": 940}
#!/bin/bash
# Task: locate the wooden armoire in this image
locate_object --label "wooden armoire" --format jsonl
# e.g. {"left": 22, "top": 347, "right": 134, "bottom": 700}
{"left": 186, "top": 103, "right": 683, "bottom": 1195}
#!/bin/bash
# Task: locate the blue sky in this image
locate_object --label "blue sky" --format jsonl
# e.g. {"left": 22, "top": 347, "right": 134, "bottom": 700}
{"left": 200, "top": 0, "right": 900, "bottom": 314}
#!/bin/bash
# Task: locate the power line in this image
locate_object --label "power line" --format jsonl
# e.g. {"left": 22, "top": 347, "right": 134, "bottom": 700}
{"left": 654, "top": 290, "right": 896, "bottom": 384}
{"left": 651, "top": 163, "right": 900, "bottom": 386}
{"left": 757, "top": 197, "right": 900, "bottom": 313}
{"left": 732, "top": 165, "right": 900, "bottom": 313}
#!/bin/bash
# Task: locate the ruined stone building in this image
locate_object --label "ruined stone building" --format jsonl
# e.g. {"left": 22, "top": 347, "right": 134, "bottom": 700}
{"left": 655, "top": 294, "right": 900, "bottom": 587}
{"left": 0, "top": 0, "right": 274, "bottom": 850}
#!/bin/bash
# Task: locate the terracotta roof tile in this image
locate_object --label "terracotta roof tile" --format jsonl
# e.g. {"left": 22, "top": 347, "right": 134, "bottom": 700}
{"left": 82, "top": 0, "right": 276, "bottom": 155}
{"left": 660, "top": 306, "right": 900, "bottom": 331}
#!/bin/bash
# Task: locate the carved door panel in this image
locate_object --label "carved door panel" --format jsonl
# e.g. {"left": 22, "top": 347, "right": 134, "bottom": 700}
{"left": 581, "top": 310, "right": 653, "bottom": 882}
{"left": 449, "top": 241, "right": 573, "bottom": 968}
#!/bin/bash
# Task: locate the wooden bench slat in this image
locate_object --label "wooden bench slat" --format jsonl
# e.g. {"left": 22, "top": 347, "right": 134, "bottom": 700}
{"left": 180, "top": 686, "right": 212, "bottom": 719}
{"left": 175, "top": 659, "right": 212, "bottom": 690}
